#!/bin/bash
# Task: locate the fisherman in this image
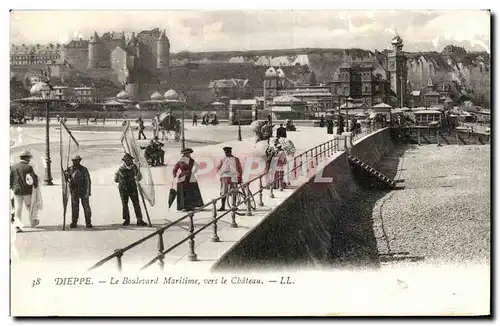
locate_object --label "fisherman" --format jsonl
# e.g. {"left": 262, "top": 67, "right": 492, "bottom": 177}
{"left": 64, "top": 155, "right": 92, "bottom": 228}
{"left": 10, "top": 150, "right": 41, "bottom": 231}
{"left": 137, "top": 117, "right": 147, "bottom": 140}
{"left": 216, "top": 147, "right": 243, "bottom": 211}
{"left": 114, "top": 153, "right": 148, "bottom": 227}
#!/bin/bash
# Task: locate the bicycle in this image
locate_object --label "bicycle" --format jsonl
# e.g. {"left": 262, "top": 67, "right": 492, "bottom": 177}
{"left": 226, "top": 184, "right": 257, "bottom": 215}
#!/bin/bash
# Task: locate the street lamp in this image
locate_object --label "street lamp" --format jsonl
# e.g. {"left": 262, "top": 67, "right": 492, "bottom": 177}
{"left": 346, "top": 96, "right": 354, "bottom": 124}
{"left": 237, "top": 99, "right": 242, "bottom": 141}
{"left": 30, "top": 81, "right": 54, "bottom": 186}
{"left": 180, "top": 93, "right": 187, "bottom": 151}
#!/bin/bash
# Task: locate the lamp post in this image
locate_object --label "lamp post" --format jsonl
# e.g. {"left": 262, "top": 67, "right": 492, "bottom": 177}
{"left": 237, "top": 98, "right": 242, "bottom": 141}
{"left": 346, "top": 96, "right": 353, "bottom": 131}
{"left": 30, "top": 81, "right": 54, "bottom": 186}
{"left": 180, "top": 93, "right": 187, "bottom": 151}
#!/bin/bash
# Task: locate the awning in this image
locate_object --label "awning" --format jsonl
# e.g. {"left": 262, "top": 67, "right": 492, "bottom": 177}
{"left": 373, "top": 102, "right": 392, "bottom": 109}
{"left": 270, "top": 106, "right": 293, "bottom": 112}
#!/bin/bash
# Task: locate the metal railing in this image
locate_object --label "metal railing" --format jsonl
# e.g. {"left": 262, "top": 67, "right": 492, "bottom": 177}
{"left": 89, "top": 127, "right": 381, "bottom": 272}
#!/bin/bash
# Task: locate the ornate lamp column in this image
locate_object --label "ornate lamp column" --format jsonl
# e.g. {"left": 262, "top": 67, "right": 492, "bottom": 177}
{"left": 30, "top": 81, "right": 54, "bottom": 185}
{"left": 237, "top": 99, "right": 242, "bottom": 141}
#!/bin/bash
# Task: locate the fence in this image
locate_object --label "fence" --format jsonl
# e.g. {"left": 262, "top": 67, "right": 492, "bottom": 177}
{"left": 89, "top": 127, "right": 381, "bottom": 272}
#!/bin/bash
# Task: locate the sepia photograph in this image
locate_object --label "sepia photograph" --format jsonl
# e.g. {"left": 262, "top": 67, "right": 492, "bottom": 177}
{"left": 7, "top": 7, "right": 491, "bottom": 317}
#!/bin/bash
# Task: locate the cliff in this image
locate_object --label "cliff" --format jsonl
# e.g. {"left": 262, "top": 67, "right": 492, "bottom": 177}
{"left": 168, "top": 46, "right": 490, "bottom": 107}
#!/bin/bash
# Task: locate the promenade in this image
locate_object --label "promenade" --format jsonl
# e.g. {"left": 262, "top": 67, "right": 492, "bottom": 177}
{"left": 12, "top": 125, "right": 339, "bottom": 271}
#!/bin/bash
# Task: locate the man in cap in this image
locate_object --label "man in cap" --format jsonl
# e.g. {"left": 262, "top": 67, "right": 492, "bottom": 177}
{"left": 64, "top": 155, "right": 92, "bottom": 228}
{"left": 114, "top": 153, "right": 148, "bottom": 226}
{"left": 216, "top": 147, "right": 243, "bottom": 211}
{"left": 144, "top": 136, "right": 165, "bottom": 167}
{"left": 10, "top": 150, "right": 39, "bottom": 230}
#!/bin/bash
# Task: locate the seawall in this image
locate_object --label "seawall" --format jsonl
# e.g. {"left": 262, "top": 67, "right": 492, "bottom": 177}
{"left": 212, "top": 128, "right": 394, "bottom": 270}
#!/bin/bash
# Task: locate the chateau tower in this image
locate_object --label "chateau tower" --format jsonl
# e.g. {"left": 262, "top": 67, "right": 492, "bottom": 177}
{"left": 156, "top": 29, "right": 170, "bottom": 69}
{"left": 388, "top": 33, "right": 407, "bottom": 107}
{"left": 87, "top": 31, "right": 101, "bottom": 69}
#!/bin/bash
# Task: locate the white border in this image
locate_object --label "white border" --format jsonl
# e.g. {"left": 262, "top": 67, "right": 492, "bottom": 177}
{"left": 2, "top": 1, "right": 497, "bottom": 324}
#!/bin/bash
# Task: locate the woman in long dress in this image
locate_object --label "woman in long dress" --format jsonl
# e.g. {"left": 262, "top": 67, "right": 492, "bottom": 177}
{"left": 172, "top": 148, "right": 204, "bottom": 211}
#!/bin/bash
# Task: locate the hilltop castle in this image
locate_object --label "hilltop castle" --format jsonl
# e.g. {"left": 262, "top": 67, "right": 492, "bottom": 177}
{"left": 11, "top": 28, "right": 171, "bottom": 100}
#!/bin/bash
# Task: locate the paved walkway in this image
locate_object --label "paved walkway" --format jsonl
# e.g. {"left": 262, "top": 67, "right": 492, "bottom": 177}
{"left": 13, "top": 126, "right": 339, "bottom": 270}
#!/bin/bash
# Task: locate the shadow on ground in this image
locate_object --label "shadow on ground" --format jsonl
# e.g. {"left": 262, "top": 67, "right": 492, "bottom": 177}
{"left": 328, "top": 143, "right": 420, "bottom": 269}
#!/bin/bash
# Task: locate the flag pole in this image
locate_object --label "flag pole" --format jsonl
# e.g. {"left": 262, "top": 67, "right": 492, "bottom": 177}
{"left": 138, "top": 187, "right": 153, "bottom": 227}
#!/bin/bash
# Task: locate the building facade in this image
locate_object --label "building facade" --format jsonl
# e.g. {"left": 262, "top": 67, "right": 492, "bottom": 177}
{"left": 330, "top": 60, "right": 389, "bottom": 108}
{"left": 209, "top": 79, "right": 253, "bottom": 100}
{"left": 10, "top": 43, "right": 64, "bottom": 66}
{"left": 73, "top": 87, "right": 95, "bottom": 103}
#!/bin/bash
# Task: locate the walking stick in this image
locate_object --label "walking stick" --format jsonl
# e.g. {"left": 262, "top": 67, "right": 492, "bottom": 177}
{"left": 138, "top": 186, "right": 153, "bottom": 227}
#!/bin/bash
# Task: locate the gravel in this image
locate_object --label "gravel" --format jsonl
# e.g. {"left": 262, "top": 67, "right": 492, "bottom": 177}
{"left": 371, "top": 144, "right": 490, "bottom": 266}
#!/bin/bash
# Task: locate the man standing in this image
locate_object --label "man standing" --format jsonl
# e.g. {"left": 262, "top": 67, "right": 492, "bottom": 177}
{"left": 152, "top": 115, "right": 159, "bottom": 139}
{"left": 114, "top": 153, "right": 148, "bottom": 227}
{"left": 216, "top": 147, "right": 243, "bottom": 211}
{"left": 137, "top": 117, "right": 147, "bottom": 140}
{"left": 192, "top": 113, "right": 198, "bottom": 126}
{"left": 276, "top": 123, "right": 287, "bottom": 139}
{"left": 10, "top": 151, "right": 40, "bottom": 230}
{"left": 64, "top": 155, "right": 92, "bottom": 228}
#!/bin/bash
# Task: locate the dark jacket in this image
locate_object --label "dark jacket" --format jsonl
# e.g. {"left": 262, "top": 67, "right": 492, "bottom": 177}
{"left": 64, "top": 165, "right": 91, "bottom": 198}
{"left": 10, "top": 161, "right": 38, "bottom": 195}
{"left": 276, "top": 126, "right": 287, "bottom": 138}
{"left": 114, "top": 163, "right": 142, "bottom": 193}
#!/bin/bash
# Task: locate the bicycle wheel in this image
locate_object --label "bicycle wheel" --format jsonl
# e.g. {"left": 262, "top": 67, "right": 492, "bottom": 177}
{"left": 226, "top": 190, "right": 246, "bottom": 211}
{"left": 243, "top": 187, "right": 257, "bottom": 210}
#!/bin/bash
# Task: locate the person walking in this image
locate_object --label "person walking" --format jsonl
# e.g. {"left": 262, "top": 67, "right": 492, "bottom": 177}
{"left": 326, "top": 119, "right": 334, "bottom": 134}
{"left": 64, "top": 155, "right": 92, "bottom": 228}
{"left": 137, "top": 117, "right": 147, "bottom": 140}
{"left": 276, "top": 123, "right": 287, "bottom": 138}
{"left": 114, "top": 153, "right": 148, "bottom": 227}
{"left": 192, "top": 114, "right": 198, "bottom": 126}
{"left": 272, "top": 144, "right": 287, "bottom": 190}
{"left": 216, "top": 147, "right": 243, "bottom": 211}
{"left": 10, "top": 151, "right": 41, "bottom": 231}
{"left": 172, "top": 148, "right": 204, "bottom": 211}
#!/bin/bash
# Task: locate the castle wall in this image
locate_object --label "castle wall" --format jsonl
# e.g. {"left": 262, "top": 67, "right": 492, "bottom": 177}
{"left": 65, "top": 47, "right": 88, "bottom": 71}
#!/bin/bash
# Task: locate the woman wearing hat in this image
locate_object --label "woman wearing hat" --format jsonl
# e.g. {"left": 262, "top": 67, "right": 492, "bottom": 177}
{"left": 172, "top": 148, "right": 204, "bottom": 211}
{"left": 114, "top": 153, "right": 148, "bottom": 226}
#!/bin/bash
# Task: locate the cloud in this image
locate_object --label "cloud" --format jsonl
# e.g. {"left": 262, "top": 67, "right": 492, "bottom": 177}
{"left": 9, "top": 10, "right": 490, "bottom": 53}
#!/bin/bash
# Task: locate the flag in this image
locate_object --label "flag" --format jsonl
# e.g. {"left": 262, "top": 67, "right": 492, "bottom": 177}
{"left": 60, "top": 121, "right": 79, "bottom": 230}
{"left": 120, "top": 122, "right": 155, "bottom": 206}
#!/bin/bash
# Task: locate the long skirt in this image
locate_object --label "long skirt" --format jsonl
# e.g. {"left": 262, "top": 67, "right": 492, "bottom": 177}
{"left": 176, "top": 181, "right": 204, "bottom": 211}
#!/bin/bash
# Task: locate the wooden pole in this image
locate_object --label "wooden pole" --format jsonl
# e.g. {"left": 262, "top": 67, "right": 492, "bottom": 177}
{"left": 138, "top": 187, "right": 153, "bottom": 227}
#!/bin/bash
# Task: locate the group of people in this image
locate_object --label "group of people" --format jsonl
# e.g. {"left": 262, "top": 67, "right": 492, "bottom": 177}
{"left": 171, "top": 144, "right": 287, "bottom": 212}
{"left": 9, "top": 150, "right": 151, "bottom": 231}
{"left": 201, "top": 114, "right": 219, "bottom": 125}
{"left": 143, "top": 136, "right": 165, "bottom": 167}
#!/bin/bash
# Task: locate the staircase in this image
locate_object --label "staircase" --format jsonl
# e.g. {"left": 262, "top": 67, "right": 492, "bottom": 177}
{"left": 348, "top": 155, "right": 397, "bottom": 189}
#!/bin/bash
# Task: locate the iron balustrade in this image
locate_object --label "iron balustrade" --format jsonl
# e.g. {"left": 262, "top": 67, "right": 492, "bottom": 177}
{"left": 89, "top": 126, "right": 381, "bottom": 272}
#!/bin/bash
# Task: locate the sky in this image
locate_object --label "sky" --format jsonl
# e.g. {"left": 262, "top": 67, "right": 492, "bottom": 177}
{"left": 9, "top": 10, "right": 491, "bottom": 53}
